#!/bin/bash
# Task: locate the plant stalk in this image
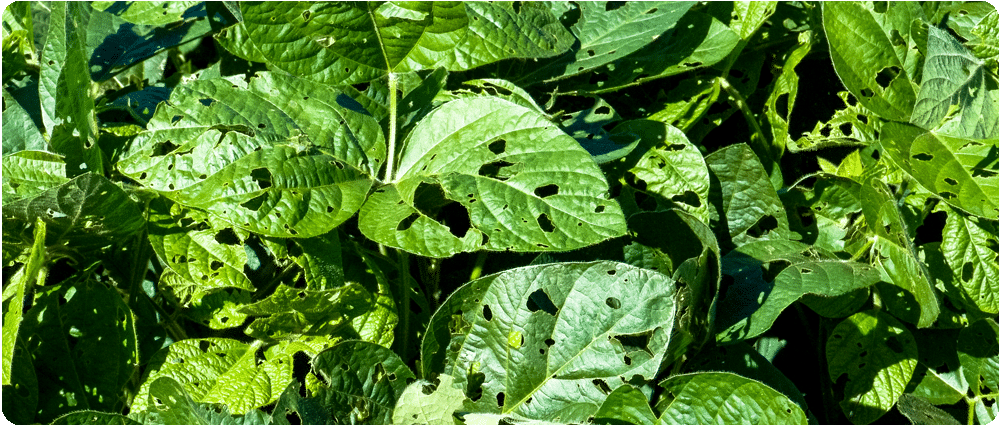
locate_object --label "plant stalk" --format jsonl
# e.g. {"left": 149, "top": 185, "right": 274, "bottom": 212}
{"left": 385, "top": 72, "right": 399, "bottom": 182}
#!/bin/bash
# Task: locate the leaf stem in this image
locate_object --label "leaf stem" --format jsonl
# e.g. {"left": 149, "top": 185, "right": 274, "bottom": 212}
{"left": 719, "top": 76, "right": 770, "bottom": 158}
{"left": 396, "top": 249, "right": 415, "bottom": 361}
{"left": 385, "top": 72, "right": 399, "bottom": 182}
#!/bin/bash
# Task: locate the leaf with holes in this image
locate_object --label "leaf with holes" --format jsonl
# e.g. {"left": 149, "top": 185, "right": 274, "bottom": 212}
{"left": 880, "top": 122, "right": 999, "bottom": 220}
{"left": 715, "top": 239, "right": 880, "bottom": 343}
{"left": 827, "top": 310, "right": 917, "bottom": 425}
{"left": 216, "top": 2, "right": 572, "bottom": 86}
{"left": 941, "top": 211, "right": 999, "bottom": 314}
{"left": 307, "top": 340, "right": 416, "bottom": 424}
{"left": 420, "top": 261, "right": 675, "bottom": 421}
{"left": 958, "top": 318, "right": 999, "bottom": 399}
{"left": 910, "top": 25, "right": 999, "bottom": 139}
{"left": 359, "top": 96, "right": 626, "bottom": 257}
{"left": 705, "top": 143, "right": 790, "bottom": 250}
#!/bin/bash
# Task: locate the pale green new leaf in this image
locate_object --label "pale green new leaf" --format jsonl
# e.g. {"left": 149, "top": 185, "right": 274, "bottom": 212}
{"left": 216, "top": 2, "right": 572, "bottom": 85}
{"left": 309, "top": 341, "right": 416, "bottom": 424}
{"left": 144, "top": 376, "right": 270, "bottom": 425}
{"left": 823, "top": 2, "right": 918, "bottom": 121}
{"left": 827, "top": 310, "right": 917, "bottom": 425}
{"left": 705, "top": 143, "right": 790, "bottom": 248}
{"left": 91, "top": 1, "right": 200, "bottom": 26}
{"left": 941, "top": 212, "right": 999, "bottom": 314}
{"left": 421, "top": 262, "right": 675, "bottom": 421}
{"left": 715, "top": 240, "right": 880, "bottom": 343}
{"left": 392, "top": 374, "right": 465, "bottom": 425}
{"left": 360, "top": 97, "right": 626, "bottom": 257}
{"left": 859, "top": 178, "right": 941, "bottom": 327}
{"left": 879, "top": 122, "right": 999, "bottom": 220}
{"left": 131, "top": 339, "right": 294, "bottom": 415}
{"left": 520, "top": 2, "right": 695, "bottom": 84}
{"left": 911, "top": 25, "right": 999, "bottom": 139}
{"left": 39, "top": 2, "right": 98, "bottom": 146}
{"left": 2, "top": 218, "right": 44, "bottom": 386}
{"left": 656, "top": 372, "right": 807, "bottom": 425}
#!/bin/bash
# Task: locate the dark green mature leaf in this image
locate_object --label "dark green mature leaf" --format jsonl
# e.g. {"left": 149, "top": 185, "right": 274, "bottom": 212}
{"left": 360, "top": 96, "right": 626, "bottom": 257}
{"left": 2, "top": 173, "right": 145, "bottom": 257}
{"left": 216, "top": 2, "right": 572, "bottom": 85}
{"left": 656, "top": 372, "right": 807, "bottom": 424}
{"left": 958, "top": 318, "right": 999, "bottom": 398}
{"left": 827, "top": 310, "right": 917, "bottom": 425}
{"left": 1, "top": 91, "right": 47, "bottom": 154}
{"left": 130, "top": 339, "right": 297, "bottom": 415}
{"left": 520, "top": 2, "right": 694, "bottom": 84}
{"left": 270, "top": 381, "right": 333, "bottom": 425}
{"left": 911, "top": 25, "right": 999, "bottom": 139}
{"left": 421, "top": 261, "right": 675, "bottom": 421}
{"left": 896, "top": 394, "right": 963, "bottom": 425}
{"left": 308, "top": 340, "right": 416, "bottom": 424}
{"left": 705, "top": 143, "right": 790, "bottom": 249}
{"left": 823, "top": 2, "right": 919, "bottom": 121}
{"left": 941, "top": 211, "right": 999, "bottom": 314}
{"left": 780, "top": 174, "right": 866, "bottom": 255}
{"left": 20, "top": 279, "right": 138, "bottom": 423}
{"left": 859, "top": 178, "right": 940, "bottom": 328}
{"left": 716, "top": 239, "right": 880, "bottom": 343}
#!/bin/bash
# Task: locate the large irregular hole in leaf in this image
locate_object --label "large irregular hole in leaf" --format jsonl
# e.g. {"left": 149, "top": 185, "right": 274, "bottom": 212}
{"left": 761, "top": 259, "right": 791, "bottom": 282}
{"left": 241, "top": 193, "right": 267, "bottom": 212}
{"left": 466, "top": 371, "right": 485, "bottom": 401}
{"left": 482, "top": 304, "right": 493, "bottom": 321}
{"left": 151, "top": 140, "right": 180, "bottom": 157}
{"left": 747, "top": 215, "right": 779, "bottom": 238}
{"left": 671, "top": 190, "right": 702, "bottom": 208}
{"left": 477, "top": 160, "right": 519, "bottom": 181}
{"left": 533, "top": 184, "right": 559, "bottom": 198}
{"left": 214, "top": 227, "right": 241, "bottom": 245}
{"left": 488, "top": 139, "right": 507, "bottom": 155}
{"left": 496, "top": 392, "right": 505, "bottom": 408}
{"left": 526, "top": 289, "right": 558, "bottom": 316}
{"left": 874, "top": 66, "right": 900, "bottom": 89}
{"left": 250, "top": 167, "right": 273, "bottom": 190}
{"left": 613, "top": 330, "right": 653, "bottom": 355}
{"left": 537, "top": 213, "right": 555, "bottom": 233}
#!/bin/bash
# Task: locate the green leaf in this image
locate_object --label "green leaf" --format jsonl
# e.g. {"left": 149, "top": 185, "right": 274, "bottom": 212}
{"left": 859, "top": 178, "right": 941, "bottom": 327}
{"left": 144, "top": 376, "right": 270, "bottom": 425}
{"left": 519, "top": 2, "right": 695, "bottom": 84}
{"left": 240, "top": 282, "right": 373, "bottom": 342}
{"left": 270, "top": 381, "right": 333, "bottom": 425}
{"left": 911, "top": 25, "right": 999, "bottom": 139}
{"left": 823, "top": 2, "right": 919, "bottom": 121}
{"left": 421, "top": 261, "right": 675, "bottom": 421}
{"left": 91, "top": 1, "right": 201, "bottom": 25}
{"left": 2, "top": 218, "right": 45, "bottom": 386}
{"left": 593, "top": 385, "right": 658, "bottom": 425}
{"left": 20, "top": 279, "right": 139, "bottom": 423}
{"left": 826, "top": 310, "right": 917, "bottom": 425}
{"left": 717, "top": 1, "right": 778, "bottom": 40}
{"left": 131, "top": 339, "right": 294, "bottom": 415}
{"left": 716, "top": 239, "right": 880, "bottom": 343}
{"left": 969, "top": 10, "right": 998, "bottom": 72}
{"left": 309, "top": 340, "right": 416, "bottom": 424}
{"left": 216, "top": 2, "right": 573, "bottom": 85}
{"left": 896, "top": 394, "right": 962, "bottom": 425}
{"left": 360, "top": 96, "right": 626, "bottom": 257}
{"left": 2, "top": 173, "right": 145, "bottom": 258}
{"left": 780, "top": 174, "right": 867, "bottom": 256}
{"left": 941, "top": 211, "right": 999, "bottom": 314}
{"left": 763, "top": 30, "right": 815, "bottom": 158}
{"left": 392, "top": 374, "right": 465, "bottom": 425}
{"left": 1, "top": 90, "right": 47, "bottom": 154}
{"left": 958, "top": 318, "right": 999, "bottom": 398}
{"left": 39, "top": 2, "right": 104, "bottom": 175}
{"left": 656, "top": 372, "right": 807, "bottom": 425}
{"left": 790, "top": 91, "right": 882, "bottom": 153}
{"left": 705, "top": 143, "right": 790, "bottom": 249}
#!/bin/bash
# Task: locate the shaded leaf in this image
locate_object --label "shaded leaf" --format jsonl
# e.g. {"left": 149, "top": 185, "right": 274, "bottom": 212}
{"left": 896, "top": 394, "right": 962, "bottom": 425}
{"left": 309, "top": 340, "right": 416, "bottom": 424}
{"left": 827, "top": 310, "right": 917, "bottom": 425}
{"left": 958, "top": 318, "right": 999, "bottom": 398}
{"left": 92, "top": 1, "right": 201, "bottom": 26}
{"left": 2, "top": 218, "right": 45, "bottom": 386}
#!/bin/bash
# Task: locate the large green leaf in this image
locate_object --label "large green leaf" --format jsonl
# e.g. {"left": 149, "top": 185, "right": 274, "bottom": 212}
{"left": 911, "top": 25, "right": 999, "bottom": 139}
{"left": 516, "top": 2, "right": 695, "bottom": 84}
{"left": 880, "top": 122, "right": 999, "bottom": 220}
{"left": 716, "top": 240, "right": 880, "bottom": 343}
{"left": 39, "top": 2, "right": 99, "bottom": 151}
{"left": 859, "top": 178, "right": 941, "bottom": 327}
{"left": 421, "top": 261, "right": 675, "bottom": 421}
{"left": 1, "top": 151, "right": 69, "bottom": 201}
{"left": 239, "top": 282, "right": 374, "bottom": 343}
{"left": 359, "top": 96, "right": 626, "bottom": 257}
{"left": 216, "top": 2, "right": 572, "bottom": 85}
{"left": 705, "top": 143, "right": 790, "bottom": 249}
{"left": 1, "top": 92, "right": 46, "bottom": 154}
{"left": 941, "top": 211, "right": 999, "bottom": 314}
{"left": 392, "top": 374, "right": 466, "bottom": 425}
{"left": 143, "top": 376, "right": 270, "bottom": 425}
{"left": 308, "top": 340, "right": 416, "bottom": 424}
{"left": 823, "top": 2, "right": 919, "bottom": 121}
{"left": 958, "top": 318, "right": 999, "bottom": 398}
{"left": 130, "top": 339, "right": 297, "bottom": 415}
{"left": 20, "top": 279, "right": 138, "bottom": 423}
{"left": 2, "top": 173, "right": 145, "bottom": 258}
{"left": 593, "top": 385, "right": 657, "bottom": 425}
{"left": 656, "top": 372, "right": 807, "bottom": 424}
{"left": 827, "top": 310, "right": 917, "bottom": 425}
{"left": 896, "top": 394, "right": 963, "bottom": 425}
{"left": 119, "top": 72, "right": 382, "bottom": 238}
